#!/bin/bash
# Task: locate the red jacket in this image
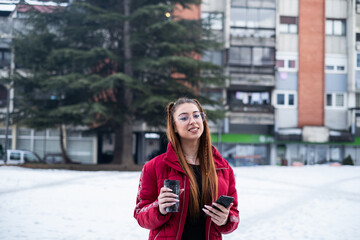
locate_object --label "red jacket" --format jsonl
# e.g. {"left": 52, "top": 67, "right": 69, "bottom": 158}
{"left": 134, "top": 143, "right": 239, "bottom": 240}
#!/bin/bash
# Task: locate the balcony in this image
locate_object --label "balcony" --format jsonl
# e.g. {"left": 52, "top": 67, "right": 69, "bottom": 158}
{"left": 229, "top": 102, "right": 274, "bottom": 113}
{"left": 230, "top": 72, "right": 276, "bottom": 86}
{"left": 228, "top": 111, "right": 274, "bottom": 125}
{"left": 230, "top": 34, "right": 275, "bottom": 48}
{"left": 229, "top": 65, "right": 275, "bottom": 76}
{"left": 228, "top": 101, "right": 274, "bottom": 125}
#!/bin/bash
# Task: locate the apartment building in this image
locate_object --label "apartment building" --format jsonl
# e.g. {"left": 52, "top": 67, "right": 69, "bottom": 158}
{"left": 203, "top": 0, "right": 360, "bottom": 165}
{"left": 1, "top": 0, "right": 359, "bottom": 165}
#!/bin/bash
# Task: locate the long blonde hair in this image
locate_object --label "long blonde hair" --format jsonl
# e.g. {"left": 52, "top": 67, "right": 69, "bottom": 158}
{"left": 166, "top": 97, "right": 218, "bottom": 219}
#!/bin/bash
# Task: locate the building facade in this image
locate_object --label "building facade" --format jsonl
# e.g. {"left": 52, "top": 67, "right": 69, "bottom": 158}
{"left": 202, "top": 0, "right": 360, "bottom": 165}
{"left": 1, "top": 0, "right": 359, "bottom": 165}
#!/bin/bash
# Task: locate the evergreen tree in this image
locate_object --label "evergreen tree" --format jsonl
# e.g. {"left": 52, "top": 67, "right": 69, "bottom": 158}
{"left": 8, "top": 0, "right": 224, "bottom": 165}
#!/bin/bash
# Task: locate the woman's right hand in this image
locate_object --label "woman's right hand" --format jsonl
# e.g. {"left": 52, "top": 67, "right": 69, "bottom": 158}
{"left": 158, "top": 187, "right": 181, "bottom": 215}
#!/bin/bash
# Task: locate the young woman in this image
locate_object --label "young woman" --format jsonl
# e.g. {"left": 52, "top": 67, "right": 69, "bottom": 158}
{"left": 134, "top": 98, "right": 239, "bottom": 240}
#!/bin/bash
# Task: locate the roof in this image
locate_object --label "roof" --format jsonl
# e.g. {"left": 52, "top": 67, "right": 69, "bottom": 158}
{"left": 0, "top": 0, "right": 68, "bottom": 14}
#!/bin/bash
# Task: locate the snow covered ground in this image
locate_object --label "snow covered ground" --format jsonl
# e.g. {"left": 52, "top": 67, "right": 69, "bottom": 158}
{"left": 0, "top": 165, "right": 359, "bottom": 240}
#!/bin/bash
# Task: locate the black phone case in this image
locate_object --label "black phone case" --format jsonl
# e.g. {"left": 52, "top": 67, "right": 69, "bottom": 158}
{"left": 213, "top": 195, "right": 234, "bottom": 211}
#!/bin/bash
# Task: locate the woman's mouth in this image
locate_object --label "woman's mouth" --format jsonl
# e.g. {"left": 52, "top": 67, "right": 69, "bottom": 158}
{"left": 188, "top": 127, "right": 199, "bottom": 133}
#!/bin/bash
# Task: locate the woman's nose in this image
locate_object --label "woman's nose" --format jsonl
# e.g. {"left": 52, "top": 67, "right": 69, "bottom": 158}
{"left": 188, "top": 115, "right": 196, "bottom": 124}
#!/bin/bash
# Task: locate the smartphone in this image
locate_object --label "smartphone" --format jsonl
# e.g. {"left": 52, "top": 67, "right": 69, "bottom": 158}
{"left": 212, "top": 195, "right": 234, "bottom": 211}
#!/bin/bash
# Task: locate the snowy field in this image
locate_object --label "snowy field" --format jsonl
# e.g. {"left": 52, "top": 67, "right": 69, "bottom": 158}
{"left": 0, "top": 165, "right": 360, "bottom": 240}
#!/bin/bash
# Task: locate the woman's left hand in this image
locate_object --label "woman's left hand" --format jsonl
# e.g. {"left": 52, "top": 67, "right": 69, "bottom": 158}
{"left": 202, "top": 203, "right": 233, "bottom": 226}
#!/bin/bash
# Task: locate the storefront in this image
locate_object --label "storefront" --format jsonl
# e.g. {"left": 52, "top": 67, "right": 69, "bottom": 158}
{"left": 212, "top": 133, "right": 273, "bottom": 166}
{"left": 212, "top": 134, "right": 360, "bottom": 166}
{"left": 275, "top": 138, "right": 360, "bottom": 166}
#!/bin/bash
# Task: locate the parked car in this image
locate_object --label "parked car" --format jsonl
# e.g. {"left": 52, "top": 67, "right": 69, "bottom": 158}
{"left": 43, "top": 153, "right": 63, "bottom": 164}
{"left": 0, "top": 150, "right": 43, "bottom": 164}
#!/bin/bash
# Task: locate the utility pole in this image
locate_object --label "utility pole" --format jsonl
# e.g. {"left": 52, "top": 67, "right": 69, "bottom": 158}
{"left": 4, "top": 15, "right": 14, "bottom": 164}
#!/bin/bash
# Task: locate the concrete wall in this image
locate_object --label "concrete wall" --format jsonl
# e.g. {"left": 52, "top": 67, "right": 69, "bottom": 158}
{"left": 278, "top": 34, "right": 298, "bottom": 52}
{"left": 325, "top": 109, "right": 348, "bottom": 130}
{"left": 325, "top": 74, "right": 348, "bottom": 92}
{"left": 326, "top": 36, "right": 347, "bottom": 54}
{"left": 326, "top": 0, "right": 347, "bottom": 18}
{"left": 278, "top": 0, "right": 299, "bottom": 16}
{"left": 276, "top": 72, "right": 298, "bottom": 90}
{"left": 276, "top": 108, "right": 298, "bottom": 128}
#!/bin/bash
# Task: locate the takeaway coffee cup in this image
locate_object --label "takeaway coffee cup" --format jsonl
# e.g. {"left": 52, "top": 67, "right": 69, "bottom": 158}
{"left": 164, "top": 179, "right": 180, "bottom": 213}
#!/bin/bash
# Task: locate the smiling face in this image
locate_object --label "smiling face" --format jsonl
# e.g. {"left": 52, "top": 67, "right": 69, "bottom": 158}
{"left": 173, "top": 103, "right": 204, "bottom": 142}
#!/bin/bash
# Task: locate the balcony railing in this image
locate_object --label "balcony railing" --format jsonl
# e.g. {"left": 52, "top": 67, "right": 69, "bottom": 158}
{"left": 229, "top": 102, "right": 274, "bottom": 113}
{"left": 229, "top": 65, "right": 275, "bottom": 75}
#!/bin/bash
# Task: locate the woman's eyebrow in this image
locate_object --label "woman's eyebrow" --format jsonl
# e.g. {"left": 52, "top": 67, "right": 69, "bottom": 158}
{"left": 178, "top": 111, "right": 200, "bottom": 116}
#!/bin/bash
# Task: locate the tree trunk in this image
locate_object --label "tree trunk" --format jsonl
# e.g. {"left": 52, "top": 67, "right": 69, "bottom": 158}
{"left": 112, "top": 122, "right": 133, "bottom": 165}
{"left": 112, "top": 0, "right": 135, "bottom": 166}
{"left": 59, "top": 125, "right": 72, "bottom": 164}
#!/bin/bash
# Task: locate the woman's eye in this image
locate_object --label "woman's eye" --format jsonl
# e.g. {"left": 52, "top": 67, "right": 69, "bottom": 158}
{"left": 179, "top": 116, "right": 189, "bottom": 121}
{"left": 193, "top": 114, "right": 200, "bottom": 119}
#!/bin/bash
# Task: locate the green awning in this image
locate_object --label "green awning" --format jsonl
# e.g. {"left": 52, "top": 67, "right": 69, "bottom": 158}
{"left": 211, "top": 134, "right": 360, "bottom": 146}
{"left": 211, "top": 134, "right": 274, "bottom": 144}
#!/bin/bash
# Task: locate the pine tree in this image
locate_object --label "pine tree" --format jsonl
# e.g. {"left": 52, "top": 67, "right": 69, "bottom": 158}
{"left": 9, "top": 0, "right": 224, "bottom": 165}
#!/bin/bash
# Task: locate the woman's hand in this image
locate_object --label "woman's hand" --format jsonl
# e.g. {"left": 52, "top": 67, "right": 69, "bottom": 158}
{"left": 202, "top": 203, "right": 233, "bottom": 226}
{"left": 158, "top": 187, "right": 182, "bottom": 215}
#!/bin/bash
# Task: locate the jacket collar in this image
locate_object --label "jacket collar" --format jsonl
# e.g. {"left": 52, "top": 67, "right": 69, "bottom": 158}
{"left": 164, "top": 142, "right": 228, "bottom": 172}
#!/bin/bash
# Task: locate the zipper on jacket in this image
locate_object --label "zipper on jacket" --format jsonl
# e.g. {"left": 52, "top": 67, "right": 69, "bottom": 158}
{"left": 154, "top": 229, "right": 162, "bottom": 240}
{"left": 175, "top": 175, "right": 186, "bottom": 240}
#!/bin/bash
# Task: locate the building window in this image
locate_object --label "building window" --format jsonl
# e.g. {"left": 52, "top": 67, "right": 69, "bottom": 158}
{"left": 0, "top": 49, "right": 11, "bottom": 68}
{"left": 326, "top": 93, "right": 346, "bottom": 108}
{"left": 288, "top": 60, "right": 296, "bottom": 68}
{"left": 277, "top": 94, "right": 285, "bottom": 105}
{"left": 325, "top": 65, "right": 346, "bottom": 73}
{"left": 230, "top": 8, "right": 275, "bottom": 29}
{"left": 229, "top": 47, "right": 251, "bottom": 65}
{"left": 335, "top": 94, "right": 344, "bottom": 107}
{"left": 230, "top": 3, "right": 275, "bottom": 39}
{"left": 276, "top": 60, "right": 284, "bottom": 68}
{"left": 356, "top": 33, "right": 360, "bottom": 42}
{"left": 279, "top": 16, "right": 298, "bottom": 33}
{"left": 326, "top": 94, "right": 332, "bottom": 106}
{"left": 0, "top": 85, "right": 8, "bottom": 108}
{"left": 229, "top": 46, "right": 275, "bottom": 66}
{"left": 357, "top": 53, "right": 360, "bottom": 68}
{"left": 275, "top": 91, "right": 297, "bottom": 108}
{"left": 231, "top": 0, "right": 276, "bottom": 8}
{"left": 234, "top": 91, "right": 270, "bottom": 105}
{"left": 202, "top": 89, "right": 223, "bottom": 102}
{"left": 288, "top": 94, "right": 294, "bottom": 105}
{"left": 326, "top": 19, "right": 346, "bottom": 36}
{"left": 356, "top": 93, "right": 360, "bottom": 108}
{"left": 202, "top": 12, "right": 223, "bottom": 31}
{"left": 202, "top": 50, "right": 222, "bottom": 66}
{"left": 276, "top": 58, "right": 297, "bottom": 71}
